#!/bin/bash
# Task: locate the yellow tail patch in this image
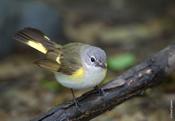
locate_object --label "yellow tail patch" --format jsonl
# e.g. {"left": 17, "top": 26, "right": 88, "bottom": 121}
{"left": 71, "top": 67, "right": 85, "bottom": 79}
{"left": 44, "top": 35, "right": 50, "bottom": 40}
{"left": 27, "top": 40, "right": 47, "bottom": 54}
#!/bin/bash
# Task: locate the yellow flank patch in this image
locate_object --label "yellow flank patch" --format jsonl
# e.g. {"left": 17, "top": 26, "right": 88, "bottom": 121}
{"left": 71, "top": 67, "right": 85, "bottom": 79}
{"left": 27, "top": 40, "right": 47, "bottom": 54}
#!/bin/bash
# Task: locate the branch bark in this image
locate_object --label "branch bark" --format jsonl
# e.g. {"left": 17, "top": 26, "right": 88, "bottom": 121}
{"left": 31, "top": 44, "right": 175, "bottom": 121}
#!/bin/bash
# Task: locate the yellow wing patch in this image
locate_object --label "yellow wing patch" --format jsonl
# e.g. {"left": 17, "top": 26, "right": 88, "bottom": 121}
{"left": 71, "top": 67, "right": 85, "bottom": 79}
{"left": 27, "top": 40, "right": 47, "bottom": 54}
{"left": 56, "top": 56, "right": 61, "bottom": 64}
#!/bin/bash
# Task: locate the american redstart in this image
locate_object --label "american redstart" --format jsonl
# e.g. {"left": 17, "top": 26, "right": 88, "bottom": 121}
{"left": 13, "top": 27, "right": 107, "bottom": 107}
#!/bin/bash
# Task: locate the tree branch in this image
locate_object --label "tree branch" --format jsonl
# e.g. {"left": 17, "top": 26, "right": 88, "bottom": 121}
{"left": 31, "top": 43, "right": 175, "bottom": 121}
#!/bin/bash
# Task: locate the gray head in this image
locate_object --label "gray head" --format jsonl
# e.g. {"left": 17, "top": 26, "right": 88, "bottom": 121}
{"left": 81, "top": 45, "right": 107, "bottom": 69}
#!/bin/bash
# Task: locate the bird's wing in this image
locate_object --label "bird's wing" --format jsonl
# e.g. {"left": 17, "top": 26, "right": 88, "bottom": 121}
{"left": 60, "top": 43, "right": 84, "bottom": 75}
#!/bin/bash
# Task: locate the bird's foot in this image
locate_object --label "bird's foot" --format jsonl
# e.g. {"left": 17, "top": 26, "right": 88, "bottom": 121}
{"left": 73, "top": 99, "right": 83, "bottom": 112}
{"left": 94, "top": 86, "right": 105, "bottom": 96}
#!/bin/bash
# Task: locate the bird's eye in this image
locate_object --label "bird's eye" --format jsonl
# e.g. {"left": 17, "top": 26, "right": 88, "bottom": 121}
{"left": 90, "top": 57, "right": 95, "bottom": 62}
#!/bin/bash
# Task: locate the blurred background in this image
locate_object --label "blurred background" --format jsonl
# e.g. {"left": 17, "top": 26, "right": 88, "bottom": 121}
{"left": 0, "top": 0, "right": 175, "bottom": 121}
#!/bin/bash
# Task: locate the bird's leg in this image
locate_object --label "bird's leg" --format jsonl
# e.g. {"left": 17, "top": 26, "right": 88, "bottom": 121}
{"left": 94, "top": 85, "right": 105, "bottom": 96}
{"left": 70, "top": 89, "right": 81, "bottom": 109}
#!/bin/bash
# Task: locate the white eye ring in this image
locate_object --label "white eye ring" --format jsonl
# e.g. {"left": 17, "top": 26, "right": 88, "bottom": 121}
{"left": 90, "top": 57, "right": 95, "bottom": 62}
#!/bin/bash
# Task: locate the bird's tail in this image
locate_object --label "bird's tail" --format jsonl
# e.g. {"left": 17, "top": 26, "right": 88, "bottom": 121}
{"left": 13, "top": 27, "right": 62, "bottom": 71}
{"left": 13, "top": 27, "right": 61, "bottom": 54}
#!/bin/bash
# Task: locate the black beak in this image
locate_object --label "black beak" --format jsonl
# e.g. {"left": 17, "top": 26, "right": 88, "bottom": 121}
{"left": 96, "top": 62, "right": 107, "bottom": 69}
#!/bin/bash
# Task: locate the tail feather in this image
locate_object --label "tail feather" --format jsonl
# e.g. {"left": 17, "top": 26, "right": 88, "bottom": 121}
{"left": 34, "top": 59, "right": 60, "bottom": 72}
{"left": 13, "top": 27, "right": 61, "bottom": 54}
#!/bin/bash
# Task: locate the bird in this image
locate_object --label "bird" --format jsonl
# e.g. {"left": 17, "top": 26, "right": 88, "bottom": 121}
{"left": 13, "top": 27, "right": 107, "bottom": 108}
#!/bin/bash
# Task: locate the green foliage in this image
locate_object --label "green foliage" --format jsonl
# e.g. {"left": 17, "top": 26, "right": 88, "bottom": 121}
{"left": 108, "top": 53, "right": 136, "bottom": 71}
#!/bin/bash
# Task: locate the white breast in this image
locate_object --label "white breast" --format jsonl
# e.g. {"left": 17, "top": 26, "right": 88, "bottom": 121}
{"left": 54, "top": 67, "right": 106, "bottom": 90}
